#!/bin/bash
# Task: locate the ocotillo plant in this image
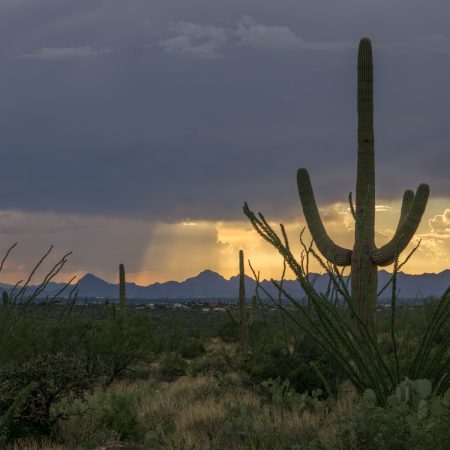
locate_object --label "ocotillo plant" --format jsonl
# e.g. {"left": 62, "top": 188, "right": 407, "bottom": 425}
{"left": 297, "top": 38, "right": 429, "bottom": 329}
{"left": 119, "top": 263, "right": 126, "bottom": 320}
{"left": 238, "top": 250, "right": 248, "bottom": 356}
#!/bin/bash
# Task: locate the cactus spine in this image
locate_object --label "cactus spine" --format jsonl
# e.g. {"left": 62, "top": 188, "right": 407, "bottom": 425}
{"left": 238, "top": 250, "right": 248, "bottom": 355}
{"left": 297, "top": 38, "right": 429, "bottom": 330}
{"left": 119, "top": 263, "right": 126, "bottom": 320}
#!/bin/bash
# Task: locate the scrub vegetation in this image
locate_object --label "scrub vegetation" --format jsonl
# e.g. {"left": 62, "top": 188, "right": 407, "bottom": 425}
{"left": 0, "top": 246, "right": 448, "bottom": 450}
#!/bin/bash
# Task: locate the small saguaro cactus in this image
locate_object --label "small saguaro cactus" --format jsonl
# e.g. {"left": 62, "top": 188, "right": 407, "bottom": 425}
{"left": 119, "top": 263, "right": 126, "bottom": 319}
{"left": 297, "top": 38, "right": 429, "bottom": 330}
{"left": 238, "top": 250, "right": 248, "bottom": 355}
{"left": 2, "top": 291, "right": 9, "bottom": 307}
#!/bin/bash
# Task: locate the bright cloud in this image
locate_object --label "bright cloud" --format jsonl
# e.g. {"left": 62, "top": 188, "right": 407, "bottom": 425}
{"left": 429, "top": 208, "right": 450, "bottom": 235}
{"left": 156, "top": 16, "right": 354, "bottom": 58}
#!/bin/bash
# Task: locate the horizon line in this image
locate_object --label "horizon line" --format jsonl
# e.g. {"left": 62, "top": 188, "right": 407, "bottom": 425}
{"left": 73, "top": 267, "right": 450, "bottom": 287}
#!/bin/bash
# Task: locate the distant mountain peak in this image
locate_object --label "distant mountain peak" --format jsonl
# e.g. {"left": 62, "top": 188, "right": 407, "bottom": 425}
{"left": 79, "top": 273, "right": 106, "bottom": 283}
{"left": 78, "top": 273, "right": 109, "bottom": 284}
{"left": 190, "top": 269, "right": 226, "bottom": 281}
{"left": 77, "top": 273, "right": 115, "bottom": 290}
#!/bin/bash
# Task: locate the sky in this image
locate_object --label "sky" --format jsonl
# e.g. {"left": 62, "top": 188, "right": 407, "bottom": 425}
{"left": 0, "top": 0, "right": 449, "bottom": 285}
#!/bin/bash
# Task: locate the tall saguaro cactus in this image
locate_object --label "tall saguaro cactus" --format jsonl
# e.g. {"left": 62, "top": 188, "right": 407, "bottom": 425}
{"left": 297, "top": 38, "right": 429, "bottom": 329}
{"left": 119, "top": 263, "right": 127, "bottom": 320}
{"left": 238, "top": 250, "right": 248, "bottom": 355}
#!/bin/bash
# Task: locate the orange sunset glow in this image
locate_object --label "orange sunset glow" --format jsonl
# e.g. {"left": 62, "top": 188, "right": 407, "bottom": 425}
{"left": 0, "top": 198, "right": 447, "bottom": 288}
{"left": 137, "top": 198, "right": 450, "bottom": 284}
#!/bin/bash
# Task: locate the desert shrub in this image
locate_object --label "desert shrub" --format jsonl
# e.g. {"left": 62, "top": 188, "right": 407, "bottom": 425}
{"left": 188, "top": 347, "right": 234, "bottom": 377}
{"left": 152, "top": 316, "right": 190, "bottom": 355}
{"left": 98, "top": 392, "right": 141, "bottom": 441}
{"left": 247, "top": 319, "right": 280, "bottom": 355}
{"left": 84, "top": 313, "right": 153, "bottom": 386}
{"left": 216, "top": 319, "right": 238, "bottom": 343}
{"left": 42, "top": 316, "right": 93, "bottom": 356}
{"left": 0, "top": 353, "right": 93, "bottom": 437}
{"left": 241, "top": 343, "right": 288, "bottom": 381}
{"left": 241, "top": 334, "right": 339, "bottom": 396}
{"left": 158, "top": 353, "right": 187, "bottom": 381}
{"left": 179, "top": 337, "right": 205, "bottom": 359}
{"left": 144, "top": 423, "right": 177, "bottom": 449}
{"left": 0, "top": 307, "right": 155, "bottom": 444}
{"left": 55, "top": 400, "right": 120, "bottom": 450}
{"left": 0, "top": 385, "right": 35, "bottom": 447}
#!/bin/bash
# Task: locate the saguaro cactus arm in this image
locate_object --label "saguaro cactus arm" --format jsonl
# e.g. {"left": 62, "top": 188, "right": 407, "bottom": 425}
{"left": 297, "top": 168, "right": 352, "bottom": 266}
{"left": 389, "top": 189, "right": 415, "bottom": 238}
{"left": 380, "top": 190, "right": 414, "bottom": 241}
{"left": 398, "top": 190, "right": 415, "bottom": 225}
{"left": 372, "top": 184, "right": 429, "bottom": 266}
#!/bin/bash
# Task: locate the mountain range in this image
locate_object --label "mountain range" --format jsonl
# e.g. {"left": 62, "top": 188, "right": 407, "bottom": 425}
{"left": 1, "top": 269, "right": 449, "bottom": 301}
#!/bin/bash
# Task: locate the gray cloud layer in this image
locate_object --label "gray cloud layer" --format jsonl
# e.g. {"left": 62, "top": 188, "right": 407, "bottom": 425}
{"left": 0, "top": 0, "right": 449, "bottom": 222}
{"left": 21, "top": 46, "right": 111, "bottom": 60}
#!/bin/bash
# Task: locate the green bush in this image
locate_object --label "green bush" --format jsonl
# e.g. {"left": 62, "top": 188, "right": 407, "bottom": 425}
{"left": 158, "top": 353, "right": 187, "bottom": 381}
{"left": 0, "top": 310, "right": 153, "bottom": 441}
{"left": 99, "top": 393, "right": 141, "bottom": 441}
{"left": 188, "top": 348, "right": 233, "bottom": 377}
{"left": 241, "top": 335, "right": 339, "bottom": 396}
{"left": 0, "top": 385, "right": 35, "bottom": 447}
{"left": 179, "top": 337, "right": 205, "bottom": 359}
{"left": 84, "top": 314, "right": 153, "bottom": 386}
{"left": 55, "top": 399, "right": 120, "bottom": 450}
{"left": 152, "top": 316, "right": 190, "bottom": 355}
{"left": 0, "top": 353, "right": 93, "bottom": 437}
{"left": 216, "top": 319, "right": 238, "bottom": 343}
{"left": 144, "top": 422, "right": 177, "bottom": 449}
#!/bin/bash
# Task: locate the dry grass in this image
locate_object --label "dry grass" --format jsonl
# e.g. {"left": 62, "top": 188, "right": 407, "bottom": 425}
{"left": 7, "top": 342, "right": 358, "bottom": 450}
{"left": 7, "top": 438, "right": 68, "bottom": 450}
{"left": 7, "top": 369, "right": 354, "bottom": 450}
{"left": 98, "top": 373, "right": 350, "bottom": 450}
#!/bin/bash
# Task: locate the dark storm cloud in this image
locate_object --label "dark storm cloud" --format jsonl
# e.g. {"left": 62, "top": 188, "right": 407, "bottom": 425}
{"left": 0, "top": 0, "right": 449, "bottom": 222}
